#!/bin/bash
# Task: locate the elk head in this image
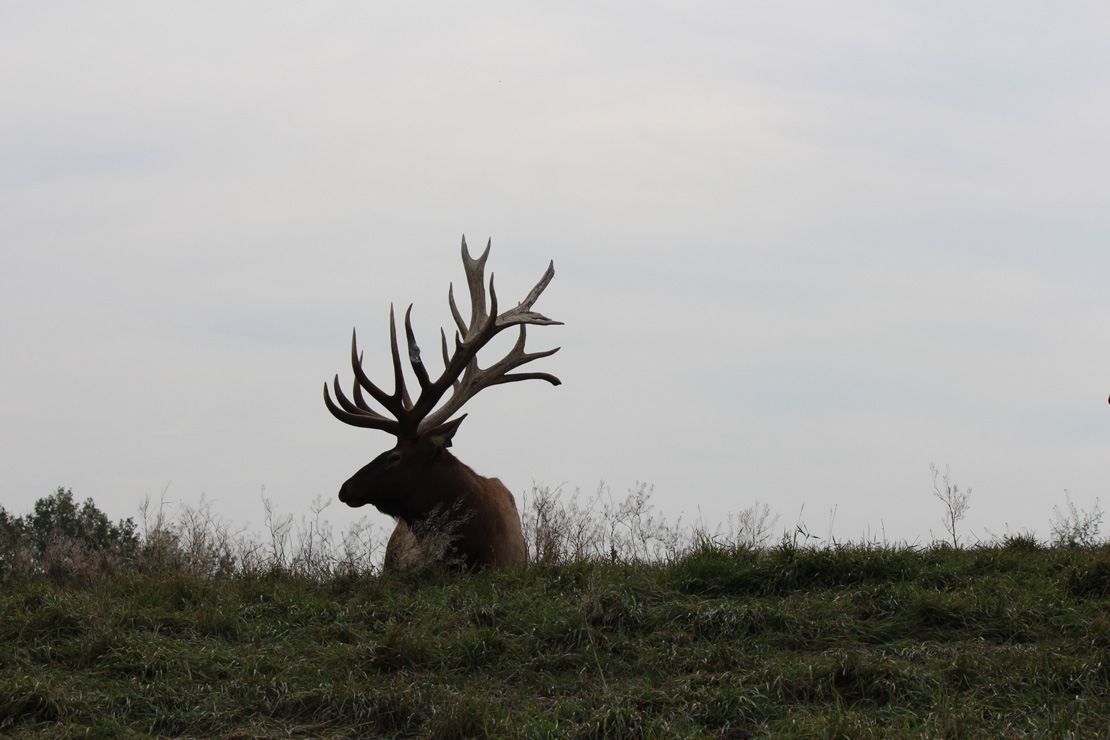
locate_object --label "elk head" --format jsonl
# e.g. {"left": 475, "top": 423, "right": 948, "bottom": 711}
{"left": 323, "top": 236, "right": 561, "bottom": 568}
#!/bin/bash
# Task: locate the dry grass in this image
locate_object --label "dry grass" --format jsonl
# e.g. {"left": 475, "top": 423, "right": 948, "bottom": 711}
{"left": 521, "top": 481, "right": 779, "bottom": 566}
{"left": 3, "top": 482, "right": 780, "bottom": 584}
{"left": 4, "top": 476, "right": 1104, "bottom": 586}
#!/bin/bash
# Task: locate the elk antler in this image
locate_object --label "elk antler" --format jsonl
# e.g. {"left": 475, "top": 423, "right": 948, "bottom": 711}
{"left": 324, "top": 236, "right": 562, "bottom": 438}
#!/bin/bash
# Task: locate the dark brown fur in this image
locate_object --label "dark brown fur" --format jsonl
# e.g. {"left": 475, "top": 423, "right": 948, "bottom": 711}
{"left": 338, "top": 419, "right": 526, "bottom": 569}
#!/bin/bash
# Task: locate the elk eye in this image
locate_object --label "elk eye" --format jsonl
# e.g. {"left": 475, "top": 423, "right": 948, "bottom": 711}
{"left": 385, "top": 451, "right": 402, "bottom": 468}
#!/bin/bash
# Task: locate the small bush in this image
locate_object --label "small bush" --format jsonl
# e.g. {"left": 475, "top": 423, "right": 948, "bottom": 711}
{"left": 0, "top": 488, "right": 138, "bottom": 584}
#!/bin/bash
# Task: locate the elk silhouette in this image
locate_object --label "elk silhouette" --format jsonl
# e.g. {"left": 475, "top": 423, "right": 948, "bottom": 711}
{"left": 324, "top": 237, "right": 561, "bottom": 569}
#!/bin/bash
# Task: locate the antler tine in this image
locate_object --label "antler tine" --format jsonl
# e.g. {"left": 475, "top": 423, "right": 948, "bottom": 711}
{"left": 448, "top": 282, "right": 468, "bottom": 336}
{"left": 351, "top": 352, "right": 375, "bottom": 412}
{"left": 488, "top": 370, "right": 562, "bottom": 386}
{"left": 386, "top": 306, "right": 414, "bottom": 411}
{"left": 323, "top": 379, "right": 399, "bottom": 432}
{"left": 404, "top": 304, "right": 433, "bottom": 393}
{"left": 329, "top": 376, "right": 361, "bottom": 414}
{"left": 495, "top": 259, "right": 562, "bottom": 328}
{"left": 440, "top": 328, "right": 460, "bottom": 392}
{"left": 461, "top": 236, "right": 492, "bottom": 337}
{"left": 486, "top": 272, "right": 499, "bottom": 332}
{"left": 518, "top": 260, "right": 555, "bottom": 311}
{"left": 344, "top": 321, "right": 421, "bottom": 435}
{"left": 335, "top": 375, "right": 408, "bottom": 424}
{"left": 350, "top": 329, "right": 395, "bottom": 411}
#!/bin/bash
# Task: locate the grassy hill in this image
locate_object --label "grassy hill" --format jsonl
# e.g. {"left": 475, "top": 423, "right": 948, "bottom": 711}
{"left": 4, "top": 536, "right": 1110, "bottom": 739}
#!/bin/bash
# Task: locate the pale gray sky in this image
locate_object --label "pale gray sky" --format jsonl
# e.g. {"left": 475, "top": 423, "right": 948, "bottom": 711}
{"left": 3, "top": 3, "right": 1108, "bottom": 544}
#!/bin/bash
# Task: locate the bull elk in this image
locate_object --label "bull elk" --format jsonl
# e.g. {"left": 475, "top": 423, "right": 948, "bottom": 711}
{"left": 324, "top": 237, "right": 561, "bottom": 569}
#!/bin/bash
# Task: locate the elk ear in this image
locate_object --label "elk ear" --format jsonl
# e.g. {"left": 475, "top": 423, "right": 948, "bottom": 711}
{"left": 424, "top": 414, "right": 467, "bottom": 449}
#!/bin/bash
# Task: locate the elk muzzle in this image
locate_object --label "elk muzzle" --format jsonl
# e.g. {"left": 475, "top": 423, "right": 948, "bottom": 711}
{"left": 337, "top": 481, "right": 362, "bottom": 506}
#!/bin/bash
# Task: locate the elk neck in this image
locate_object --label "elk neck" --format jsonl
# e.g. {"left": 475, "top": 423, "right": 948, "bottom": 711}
{"left": 398, "top": 447, "right": 487, "bottom": 524}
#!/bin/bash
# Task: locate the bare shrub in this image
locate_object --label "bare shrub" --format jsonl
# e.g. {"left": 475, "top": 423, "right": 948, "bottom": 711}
{"left": 260, "top": 488, "right": 295, "bottom": 570}
{"left": 1050, "top": 491, "right": 1103, "bottom": 548}
{"left": 600, "top": 482, "right": 687, "bottom": 562}
{"left": 133, "top": 487, "right": 385, "bottom": 579}
{"left": 930, "top": 464, "right": 972, "bottom": 548}
{"left": 690, "top": 501, "right": 779, "bottom": 551}
{"left": 334, "top": 516, "right": 380, "bottom": 575}
{"left": 262, "top": 491, "right": 383, "bottom": 577}
{"left": 521, "top": 482, "right": 778, "bottom": 564}
{"left": 138, "top": 491, "right": 250, "bottom": 577}
{"left": 521, "top": 483, "right": 606, "bottom": 564}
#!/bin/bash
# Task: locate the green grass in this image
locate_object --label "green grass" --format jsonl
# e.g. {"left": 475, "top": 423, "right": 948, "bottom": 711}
{"left": 4, "top": 541, "right": 1110, "bottom": 739}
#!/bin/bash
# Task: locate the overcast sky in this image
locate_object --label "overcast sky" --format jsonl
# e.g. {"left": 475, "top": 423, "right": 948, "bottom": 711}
{"left": 3, "top": 3, "right": 1109, "bottom": 546}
